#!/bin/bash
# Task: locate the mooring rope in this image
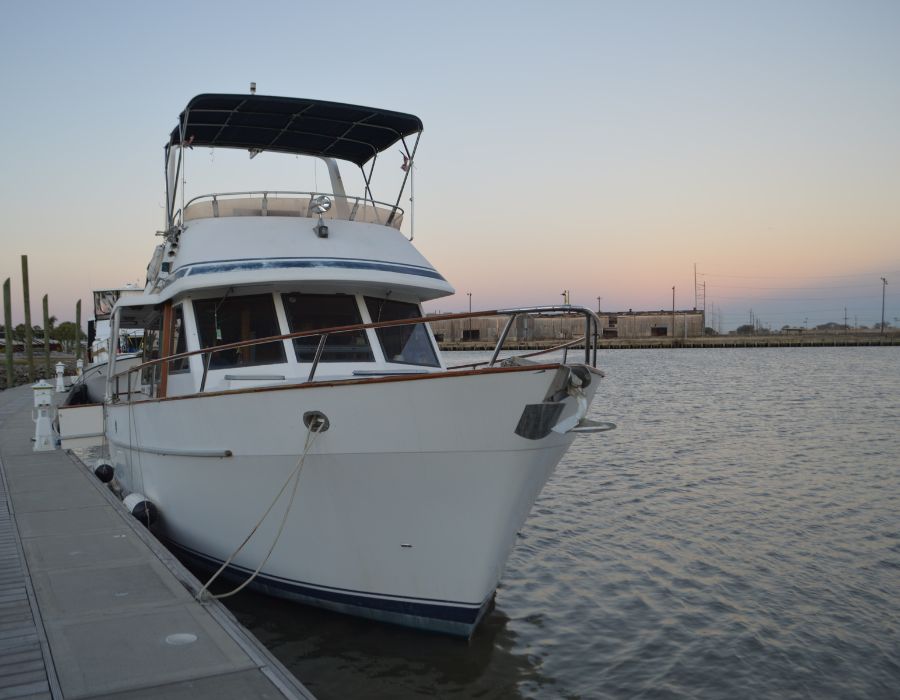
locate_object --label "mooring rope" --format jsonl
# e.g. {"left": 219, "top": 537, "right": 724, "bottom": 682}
{"left": 197, "top": 418, "right": 323, "bottom": 601}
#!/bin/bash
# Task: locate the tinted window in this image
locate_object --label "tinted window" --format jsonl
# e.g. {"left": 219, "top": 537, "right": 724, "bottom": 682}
{"left": 282, "top": 294, "right": 373, "bottom": 363}
{"left": 364, "top": 297, "right": 439, "bottom": 367}
{"left": 194, "top": 294, "right": 286, "bottom": 369}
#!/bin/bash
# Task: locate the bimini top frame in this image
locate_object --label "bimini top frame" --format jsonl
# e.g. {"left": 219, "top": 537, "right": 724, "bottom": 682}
{"left": 168, "top": 94, "right": 422, "bottom": 164}
{"left": 164, "top": 93, "right": 423, "bottom": 231}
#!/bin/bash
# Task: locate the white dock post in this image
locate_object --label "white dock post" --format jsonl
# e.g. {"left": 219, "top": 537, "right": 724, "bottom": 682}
{"left": 55, "top": 361, "right": 66, "bottom": 392}
{"left": 32, "top": 380, "right": 56, "bottom": 451}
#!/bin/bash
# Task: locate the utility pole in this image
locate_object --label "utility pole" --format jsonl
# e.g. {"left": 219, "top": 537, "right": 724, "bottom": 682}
{"left": 702, "top": 281, "right": 706, "bottom": 335}
{"left": 21, "top": 255, "right": 34, "bottom": 382}
{"left": 75, "top": 300, "right": 82, "bottom": 363}
{"left": 672, "top": 286, "right": 675, "bottom": 337}
{"left": 694, "top": 263, "right": 697, "bottom": 308}
{"left": 466, "top": 291, "right": 472, "bottom": 339}
{"left": 3, "top": 279, "right": 13, "bottom": 389}
{"left": 881, "top": 277, "right": 888, "bottom": 334}
{"left": 596, "top": 296, "right": 602, "bottom": 312}
{"left": 843, "top": 307, "right": 848, "bottom": 331}
{"left": 42, "top": 294, "right": 51, "bottom": 375}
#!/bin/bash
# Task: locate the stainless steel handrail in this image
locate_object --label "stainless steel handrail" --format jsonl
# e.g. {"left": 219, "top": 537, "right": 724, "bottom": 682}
{"left": 180, "top": 190, "right": 404, "bottom": 224}
{"left": 111, "top": 305, "right": 602, "bottom": 401}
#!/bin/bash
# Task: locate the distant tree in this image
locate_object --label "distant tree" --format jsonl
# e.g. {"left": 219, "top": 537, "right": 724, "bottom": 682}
{"left": 13, "top": 323, "right": 27, "bottom": 340}
{"left": 735, "top": 324, "right": 755, "bottom": 335}
{"left": 704, "top": 327, "right": 718, "bottom": 336}
{"left": 55, "top": 321, "right": 79, "bottom": 352}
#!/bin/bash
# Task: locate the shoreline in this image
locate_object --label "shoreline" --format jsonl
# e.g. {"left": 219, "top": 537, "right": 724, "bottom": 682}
{"left": 439, "top": 332, "right": 900, "bottom": 351}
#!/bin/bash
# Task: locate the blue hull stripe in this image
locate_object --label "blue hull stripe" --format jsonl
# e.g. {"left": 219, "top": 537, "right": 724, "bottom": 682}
{"left": 167, "top": 257, "right": 446, "bottom": 284}
{"left": 169, "top": 540, "right": 484, "bottom": 626}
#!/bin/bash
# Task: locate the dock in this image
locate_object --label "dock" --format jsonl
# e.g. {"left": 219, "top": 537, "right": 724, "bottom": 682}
{"left": 0, "top": 383, "right": 315, "bottom": 699}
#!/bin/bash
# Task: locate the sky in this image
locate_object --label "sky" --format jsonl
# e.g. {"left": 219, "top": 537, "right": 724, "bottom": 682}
{"left": 1, "top": 0, "right": 898, "bottom": 331}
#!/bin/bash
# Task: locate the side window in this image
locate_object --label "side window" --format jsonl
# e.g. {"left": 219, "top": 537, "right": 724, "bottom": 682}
{"left": 194, "top": 294, "right": 286, "bottom": 369}
{"left": 364, "top": 297, "right": 439, "bottom": 367}
{"left": 169, "top": 305, "right": 189, "bottom": 374}
{"left": 282, "top": 294, "right": 374, "bottom": 362}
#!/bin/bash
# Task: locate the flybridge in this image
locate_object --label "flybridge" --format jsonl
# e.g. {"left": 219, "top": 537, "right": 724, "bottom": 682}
{"left": 164, "top": 93, "right": 423, "bottom": 233}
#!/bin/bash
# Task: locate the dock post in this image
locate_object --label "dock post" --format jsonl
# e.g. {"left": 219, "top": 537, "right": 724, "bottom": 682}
{"left": 75, "top": 299, "right": 82, "bottom": 363}
{"left": 3, "top": 278, "right": 13, "bottom": 389}
{"left": 43, "top": 294, "right": 51, "bottom": 376}
{"left": 21, "top": 255, "right": 34, "bottom": 382}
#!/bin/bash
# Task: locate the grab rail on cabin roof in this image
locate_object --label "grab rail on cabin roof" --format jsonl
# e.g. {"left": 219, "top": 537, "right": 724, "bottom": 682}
{"left": 179, "top": 191, "right": 405, "bottom": 229}
{"left": 110, "top": 305, "right": 602, "bottom": 401}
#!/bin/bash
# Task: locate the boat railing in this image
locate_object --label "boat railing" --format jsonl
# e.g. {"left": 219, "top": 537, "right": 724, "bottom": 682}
{"left": 111, "top": 305, "right": 602, "bottom": 401}
{"left": 179, "top": 191, "right": 405, "bottom": 230}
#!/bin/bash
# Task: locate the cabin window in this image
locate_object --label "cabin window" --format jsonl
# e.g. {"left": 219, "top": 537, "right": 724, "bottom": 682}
{"left": 281, "top": 294, "right": 374, "bottom": 362}
{"left": 364, "top": 297, "right": 439, "bottom": 367}
{"left": 169, "top": 305, "right": 189, "bottom": 374}
{"left": 194, "top": 294, "right": 286, "bottom": 369}
{"left": 140, "top": 310, "right": 163, "bottom": 387}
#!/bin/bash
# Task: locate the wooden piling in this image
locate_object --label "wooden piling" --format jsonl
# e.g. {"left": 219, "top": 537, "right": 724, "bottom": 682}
{"left": 21, "top": 255, "right": 34, "bottom": 382}
{"left": 3, "top": 278, "right": 12, "bottom": 388}
{"left": 42, "top": 294, "right": 51, "bottom": 375}
{"left": 75, "top": 299, "right": 82, "bottom": 362}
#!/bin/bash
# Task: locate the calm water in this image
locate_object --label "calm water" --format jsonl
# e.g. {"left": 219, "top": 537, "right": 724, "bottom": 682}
{"left": 182, "top": 348, "right": 899, "bottom": 697}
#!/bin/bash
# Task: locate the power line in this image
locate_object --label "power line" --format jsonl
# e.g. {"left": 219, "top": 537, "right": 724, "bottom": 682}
{"left": 698, "top": 269, "right": 900, "bottom": 280}
{"left": 711, "top": 294, "right": 883, "bottom": 302}
{"left": 706, "top": 283, "right": 876, "bottom": 291}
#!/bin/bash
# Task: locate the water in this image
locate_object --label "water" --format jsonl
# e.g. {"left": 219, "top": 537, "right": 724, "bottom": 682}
{"left": 103, "top": 348, "right": 900, "bottom": 698}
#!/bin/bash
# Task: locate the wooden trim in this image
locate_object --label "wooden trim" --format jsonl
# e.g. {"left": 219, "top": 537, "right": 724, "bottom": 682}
{"left": 116, "top": 362, "right": 562, "bottom": 406}
{"left": 158, "top": 302, "right": 174, "bottom": 398}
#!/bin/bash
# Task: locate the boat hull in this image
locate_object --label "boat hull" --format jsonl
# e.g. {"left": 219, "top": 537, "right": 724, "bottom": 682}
{"left": 106, "top": 365, "right": 599, "bottom": 635}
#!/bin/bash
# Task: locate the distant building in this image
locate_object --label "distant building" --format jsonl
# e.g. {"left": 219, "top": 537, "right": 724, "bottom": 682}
{"left": 429, "top": 309, "right": 705, "bottom": 342}
{"left": 598, "top": 309, "right": 704, "bottom": 339}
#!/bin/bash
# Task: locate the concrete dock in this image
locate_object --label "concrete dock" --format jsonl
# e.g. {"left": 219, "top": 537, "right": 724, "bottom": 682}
{"left": 0, "top": 384, "right": 315, "bottom": 699}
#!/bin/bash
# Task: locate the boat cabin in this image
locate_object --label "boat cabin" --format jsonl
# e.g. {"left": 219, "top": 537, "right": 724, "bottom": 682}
{"left": 111, "top": 288, "right": 445, "bottom": 399}
{"left": 107, "top": 93, "right": 453, "bottom": 399}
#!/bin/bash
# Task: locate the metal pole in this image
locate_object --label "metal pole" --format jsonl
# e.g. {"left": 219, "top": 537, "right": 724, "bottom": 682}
{"left": 21, "top": 255, "right": 34, "bottom": 382}
{"left": 3, "top": 279, "right": 13, "bottom": 389}
{"left": 42, "top": 294, "right": 51, "bottom": 376}
{"left": 75, "top": 299, "right": 82, "bottom": 363}
{"left": 881, "top": 277, "right": 888, "bottom": 334}
{"left": 672, "top": 286, "right": 675, "bottom": 338}
{"left": 694, "top": 263, "right": 697, "bottom": 308}
{"left": 467, "top": 292, "right": 472, "bottom": 340}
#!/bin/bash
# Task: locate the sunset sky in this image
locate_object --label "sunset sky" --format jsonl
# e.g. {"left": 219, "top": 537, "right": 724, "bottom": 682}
{"left": 1, "top": 1, "right": 897, "bottom": 331}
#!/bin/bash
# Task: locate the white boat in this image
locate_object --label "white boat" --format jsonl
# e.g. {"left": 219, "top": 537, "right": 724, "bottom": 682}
{"left": 70, "top": 286, "right": 144, "bottom": 404}
{"left": 88, "top": 285, "right": 143, "bottom": 366}
{"left": 102, "top": 92, "right": 611, "bottom": 636}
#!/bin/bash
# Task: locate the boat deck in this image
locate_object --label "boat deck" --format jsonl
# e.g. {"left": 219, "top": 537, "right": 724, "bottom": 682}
{"left": 0, "top": 383, "right": 315, "bottom": 699}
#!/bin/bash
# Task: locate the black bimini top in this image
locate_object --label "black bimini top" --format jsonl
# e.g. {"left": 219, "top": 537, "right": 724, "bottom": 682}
{"left": 168, "top": 94, "right": 424, "bottom": 167}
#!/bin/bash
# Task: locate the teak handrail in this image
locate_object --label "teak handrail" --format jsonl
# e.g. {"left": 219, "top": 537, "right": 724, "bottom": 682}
{"left": 111, "top": 305, "right": 602, "bottom": 399}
